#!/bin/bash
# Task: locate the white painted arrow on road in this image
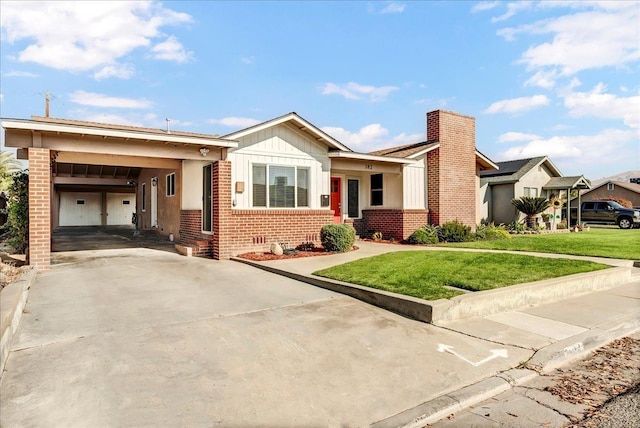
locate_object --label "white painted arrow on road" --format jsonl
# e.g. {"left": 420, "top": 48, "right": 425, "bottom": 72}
{"left": 437, "top": 344, "right": 508, "bottom": 367}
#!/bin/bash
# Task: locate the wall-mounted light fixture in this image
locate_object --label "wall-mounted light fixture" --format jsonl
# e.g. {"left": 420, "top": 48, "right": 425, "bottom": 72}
{"left": 151, "top": 177, "right": 158, "bottom": 186}
{"left": 200, "top": 147, "right": 210, "bottom": 157}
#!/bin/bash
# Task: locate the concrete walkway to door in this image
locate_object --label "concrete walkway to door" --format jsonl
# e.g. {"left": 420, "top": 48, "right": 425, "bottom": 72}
{"left": 1, "top": 246, "right": 534, "bottom": 427}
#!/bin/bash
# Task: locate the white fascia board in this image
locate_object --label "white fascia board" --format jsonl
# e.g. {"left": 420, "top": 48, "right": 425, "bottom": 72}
{"left": 1, "top": 119, "right": 238, "bottom": 148}
{"left": 407, "top": 144, "right": 440, "bottom": 159}
{"left": 328, "top": 151, "right": 417, "bottom": 164}
{"left": 475, "top": 150, "right": 499, "bottom": 170}
{"left": 223, "top": 113, "right": 351, "bottom": 152}
{"left": 541, "top": 157, "right": 563, "bottom": 177}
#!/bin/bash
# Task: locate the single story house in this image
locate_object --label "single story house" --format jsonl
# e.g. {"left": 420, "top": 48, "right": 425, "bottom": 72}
{"left": 479, "top": 156, "right": 590, "bottom": 225}
{"left": 1, "top": 109, "right": 498, "bottom": 269}
{"left": 571, "top": 180, "right": 640, "bottom": 209}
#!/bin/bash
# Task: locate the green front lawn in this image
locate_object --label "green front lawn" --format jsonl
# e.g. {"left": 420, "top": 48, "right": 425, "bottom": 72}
{"left": 313, "top": 251, "right": 609, "bottom": 301}
{"left": 444, "top": 229, "right": 640, "bottom": 260}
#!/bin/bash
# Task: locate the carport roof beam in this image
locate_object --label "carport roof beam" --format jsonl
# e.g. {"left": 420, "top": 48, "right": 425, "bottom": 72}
{"left": 1, "top": 118, "right": 239, "bottom": 149}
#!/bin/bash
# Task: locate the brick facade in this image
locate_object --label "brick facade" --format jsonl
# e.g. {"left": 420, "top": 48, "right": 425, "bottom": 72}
{"left": 426, "top": 110, "right": 477, "bottom": 228}
{"left": 355, "top": 209, "right": 429, "bottom": 241}
{"left": 28, "top": 148, "right": 51, "bottom": 270}
{"left": 179, "top": 210, "right": 212, "bottom": 256}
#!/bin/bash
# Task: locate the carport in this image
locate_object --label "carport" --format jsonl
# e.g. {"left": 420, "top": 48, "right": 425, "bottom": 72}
{"left": 1, "top": 116, "right": 237, "bottom": 269}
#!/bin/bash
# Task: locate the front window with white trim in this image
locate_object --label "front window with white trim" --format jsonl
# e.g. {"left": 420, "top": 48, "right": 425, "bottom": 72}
{"left": 524, "top": 187, "right": 538, "bottom": 197}
{"left": 166, "top": 173, "right": 176, "bottom": 197}
{"left": 607, "top": 183, "right": 614, "bottom": 190}
{"left": 252, "top": 164, "right": 309, "bottom": 208}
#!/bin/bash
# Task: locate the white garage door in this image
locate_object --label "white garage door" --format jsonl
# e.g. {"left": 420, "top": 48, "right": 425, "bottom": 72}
{"left": 59, "top": 192, "right": 102, "bottom": 226}
{"left": 106, "top": 193, "right": 135, "bottom": 226}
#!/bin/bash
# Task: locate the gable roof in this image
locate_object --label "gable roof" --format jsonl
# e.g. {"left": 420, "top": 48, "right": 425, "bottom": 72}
{"left": 582, "top": 180, "right": 640, "bottom": 195}
{"left": 369, "top": 140, "right": 498, "bottom": 170}
{"left": 221, "top": 112, "right": 351, "bottom": 152}
{"left": 480, "top": 156, "right": 561, "bottom": 185}
{"left": 543, "top": 176, "right": 591, "bottom": 190}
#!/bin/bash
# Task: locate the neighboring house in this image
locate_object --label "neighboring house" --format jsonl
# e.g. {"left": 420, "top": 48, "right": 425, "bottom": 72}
{"left": 1, "top": 109, "right": 498, "bottom": 269}
{"left": 572, "top": 180, "right": 640, "bottom": 209}
{"left": 479, "top": 156, "right": 590, "bottom": 225}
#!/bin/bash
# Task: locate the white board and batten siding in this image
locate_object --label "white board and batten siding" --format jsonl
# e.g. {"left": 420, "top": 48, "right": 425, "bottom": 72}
{"left": 402, "top": 162, "right": 426, "bottom": 209}
{"left": 59, "top": 192, "right": 101, "bottom": 226}
{"left": 228, "top": 123, "right": 331, "bottom": 209}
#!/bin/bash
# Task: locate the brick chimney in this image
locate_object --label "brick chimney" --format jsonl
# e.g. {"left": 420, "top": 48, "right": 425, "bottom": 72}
{"left": 426, "top": 110, "right": 477, "bottom": 228}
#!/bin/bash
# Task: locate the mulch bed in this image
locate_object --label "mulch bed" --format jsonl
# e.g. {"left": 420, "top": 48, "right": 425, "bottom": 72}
{"left": 237, "top": 246, "right": 358, "bottom": 262}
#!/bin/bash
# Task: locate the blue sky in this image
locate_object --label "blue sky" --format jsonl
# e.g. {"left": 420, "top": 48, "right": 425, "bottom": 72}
{"left": 1, "top": 0, "right": 638, "bottom": 180}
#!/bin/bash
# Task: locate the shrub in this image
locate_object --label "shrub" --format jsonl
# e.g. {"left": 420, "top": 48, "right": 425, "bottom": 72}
{"left": 407, "top": 225, "right": 439, "bottom": 245}
{"left": 321, "top": 224, "right": 355, "bottom": 252}
{"left": 437, "top": 220, "right": 471, "bottom": 243}
{"left": 506, "top": 219, "right": 526, "bottom": 233}
{"left": 511, "top": 196, "right": 550, "bottom": 229}
{"left": 602, "top": 197, "right": 633, "bottom": 208}
{"left": 295, "top": 242, "right": 315, "bottom": 252}
{"left": 474, "top": 223, "right": 511, "bottom": 241}
{"left": 4, "top": 171, "right": 29, "bottom": 254}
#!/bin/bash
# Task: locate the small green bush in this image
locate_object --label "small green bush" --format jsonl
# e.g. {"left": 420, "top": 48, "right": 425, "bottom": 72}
{"left": 4, "top": 171, "right": 29, "bottom": 254}
{"left": 408, "top": 225, "right": 439, "bottom": 245}
{"left": 321, "top": 224, "right": 355, "bottom": 252}
{"left": 506, "top": 219, "right": 526, "bottom": 233}
{"left": 438, "top": 220, "right": 471, "bottom": 243}
{"left": 474, "top": 223, "right": 511, "bottom": 241}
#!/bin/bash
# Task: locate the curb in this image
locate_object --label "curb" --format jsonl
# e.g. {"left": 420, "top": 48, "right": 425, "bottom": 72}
{"left": 233, "top": 257, "right": 630, "bottom": 324}
{"left": 1, "top": 269, "right": 37, "bottom": 377}
{"left": 371, "top": 311, "right": 640, "bottom": 427}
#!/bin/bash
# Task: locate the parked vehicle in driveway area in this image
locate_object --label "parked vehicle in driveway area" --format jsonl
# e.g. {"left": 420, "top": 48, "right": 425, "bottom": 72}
{"left": 570, "top": 200, "right": 640, "bottom": 229}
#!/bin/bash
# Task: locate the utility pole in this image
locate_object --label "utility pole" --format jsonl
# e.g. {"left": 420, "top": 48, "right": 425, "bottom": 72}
{"left": 45, "top": 91, "right": 50, "bottom": 117}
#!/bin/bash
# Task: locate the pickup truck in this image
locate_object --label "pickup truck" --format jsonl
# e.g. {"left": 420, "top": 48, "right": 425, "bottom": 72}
{"left": 570, "top": 200, "right": 640, "bottom": 229}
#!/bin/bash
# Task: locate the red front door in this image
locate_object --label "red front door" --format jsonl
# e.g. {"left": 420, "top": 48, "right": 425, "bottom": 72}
{"left": 330, "top": 177, "right": 341, "bottom": 224}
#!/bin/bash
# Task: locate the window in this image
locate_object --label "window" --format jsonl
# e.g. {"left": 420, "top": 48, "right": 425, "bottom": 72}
{"left": 166, "top": 173, "right": 176, "bottom": 197}
{"left": 252, "top": 165, "right": 309, "bottom": 208}
{"left": 371, "top": 173, "right": 383, "bottom": 206}
{"left": 203, "top": 164, "right": 212, "bottom": 232}
{"left": 141, "top": 183, "right": 146, "bottom": 212}
{"left": 524, "top": 187, "right": 538, "bottom": 197}
{"left": 348, "top": 179, "right": 359, "bottom": 218}
{"left": 583, "top": 202, "right": 595, "bottom": 210}
{"left": 122, "top": 200, "right": 130, "bottom": 205}
{"left": 607, "top": 183, "right": 614, "bottom": 190}
{"left": 76, "top": 199, "right": 85, "bottom": 205}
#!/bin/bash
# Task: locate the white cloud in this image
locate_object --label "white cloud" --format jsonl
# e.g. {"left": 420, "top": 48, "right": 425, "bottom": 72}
{"left": 380, "top": 3, "right": 406, "bottom": 14}
{"left": 484, "top": 95, "right": 550, "bottom": 114}
{"left": 150, "top": 36, "right": 193, "bottom": 63}
{"left": 241, "top": 56, "right": 256, "bottom": 65}
{"left": 69, "top": 90, "right": 152, "bottom": 109}
{"left": 524, "top": 70, "right": 558, "bottom": 89}
{"left": 491, "top": 1, "right": 533, "bottom": 23}
{"left": 0, "top": 1, "right": 193, "bottom": 77}
{"left": 322, "top": 82, "right": 399, "bottom": 102}
{"left": 208, "top": 117, "right": 261, "bottom": 128}
{"left": 93, "top": 64, "right": 135, "bottom": 80}
{"left": 498, "top": 132, "right": 542, "bottom": 143}
{"left": 500, "top": 129, "right": 638, "bottom": 168}
{"left": 471, "top": 2, "right": 500, "bottom": 13}
{"left": 499, "top": 4, "right": 639, "bottom": 76}
{"left": 563, "top": 83, "right": 640, "bottom": 128}
{"left": 3, "top": 70, "right": 38, "bottom": 78}
{"left": 322, "top": 124, "right": 421, "bottom": 151}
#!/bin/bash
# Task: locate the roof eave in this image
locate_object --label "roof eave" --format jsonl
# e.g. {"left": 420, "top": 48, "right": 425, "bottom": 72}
{"left": 328, "top": 151, "right": 417, "bottom": 164}
{"left": 1, "top": 118, "right": 238, "bottom": 148}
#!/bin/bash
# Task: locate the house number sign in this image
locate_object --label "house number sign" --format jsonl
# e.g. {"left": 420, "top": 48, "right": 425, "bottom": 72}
{"left": 364, "top": 164, "right": 373, "bottom": 170}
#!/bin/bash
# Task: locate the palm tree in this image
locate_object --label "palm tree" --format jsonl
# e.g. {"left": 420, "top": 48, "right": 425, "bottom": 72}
{"left": 0, "top": 150, "right": 23, "bottom": 189}
{"left": 511, "top": 196, "right": 550, "bottom": 229}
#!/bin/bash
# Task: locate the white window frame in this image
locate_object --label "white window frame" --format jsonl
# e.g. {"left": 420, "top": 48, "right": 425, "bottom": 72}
{"left": 524, "top": 187, "right": 538, "bottom": 197}
{"left": 166, "top": 173, "right": 176, "bottom": 197}
{"left": 251, "top": 163, "right": 310, "bottom": 209}
{"left": 607, "top": 183, "right": 614, "bottom": 190}
{"left": 371, "top": 173, "right": 383, "bottom": 206}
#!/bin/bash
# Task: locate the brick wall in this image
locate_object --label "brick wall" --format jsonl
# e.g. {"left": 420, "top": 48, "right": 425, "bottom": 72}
{"left": 179, "top": 210, "right": 212, "bottom": 256}
{"left": 356, "top": 209, "right": 428, "bottom": 241}
{"left": 427, "top": 149, "right": 440, "bottom": 225}
{"left": 28, "top": 148, "right": 51, "bottom": 270}
{"left": 426, "top": 110, "right": 477, "bottom": 229}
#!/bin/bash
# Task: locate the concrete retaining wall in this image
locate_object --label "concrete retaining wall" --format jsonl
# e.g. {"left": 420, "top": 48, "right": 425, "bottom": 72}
{"left": 1, "top": 269, "right": 36, "bottom": 376}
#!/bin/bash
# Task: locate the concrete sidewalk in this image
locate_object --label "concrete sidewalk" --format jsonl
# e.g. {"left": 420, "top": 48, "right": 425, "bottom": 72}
{"left": 235, "top": 241, "right": 640, "bottom": 426}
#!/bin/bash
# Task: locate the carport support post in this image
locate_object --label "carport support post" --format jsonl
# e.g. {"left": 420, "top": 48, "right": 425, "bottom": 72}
{"left": 28, "top": 148, "right": 52, "bottom": 270}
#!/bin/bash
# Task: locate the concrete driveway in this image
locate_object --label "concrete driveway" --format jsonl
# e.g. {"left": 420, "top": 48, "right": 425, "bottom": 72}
{"left": 1, "top": 248, "right": 531, "bottom": 427}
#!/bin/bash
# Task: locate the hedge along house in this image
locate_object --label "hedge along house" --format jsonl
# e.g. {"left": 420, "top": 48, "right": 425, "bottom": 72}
{"left": 1, "top": 109, "right": 497, "bottom": 269}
